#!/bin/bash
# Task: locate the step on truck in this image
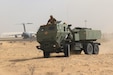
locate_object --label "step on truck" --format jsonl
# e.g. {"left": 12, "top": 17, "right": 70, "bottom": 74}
{"left": 36, "top": 22, "right": 101, "bottom": 58}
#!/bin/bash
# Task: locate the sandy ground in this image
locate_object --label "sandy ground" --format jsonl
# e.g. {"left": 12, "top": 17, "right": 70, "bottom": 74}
{"left": 0, "top": 37, "right": 113, "bottom": 75}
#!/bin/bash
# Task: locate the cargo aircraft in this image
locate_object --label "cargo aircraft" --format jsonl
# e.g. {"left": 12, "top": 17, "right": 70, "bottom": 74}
{"left": 1, "top": 23, "right": 36, "bottom": 39}
{"left": 21, "top": 23, "right": 36, "bottom": 39}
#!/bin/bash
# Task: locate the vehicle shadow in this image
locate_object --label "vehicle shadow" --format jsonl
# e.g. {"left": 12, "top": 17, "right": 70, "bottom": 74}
{"left": 9, "top": 55, "right": 66, "bottom": 62}
{"left": 9, "top": 57, "right": 43, "bottom": 62}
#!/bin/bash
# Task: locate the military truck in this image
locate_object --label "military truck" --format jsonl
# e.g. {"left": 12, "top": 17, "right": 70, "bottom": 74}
{"left": 36, "top": 22, "right": 101, "bottom": 58}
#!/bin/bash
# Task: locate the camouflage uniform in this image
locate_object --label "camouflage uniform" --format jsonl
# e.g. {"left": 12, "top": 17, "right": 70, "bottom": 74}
{"left": 47, "top": 15, "right": 56, "bottom": 25}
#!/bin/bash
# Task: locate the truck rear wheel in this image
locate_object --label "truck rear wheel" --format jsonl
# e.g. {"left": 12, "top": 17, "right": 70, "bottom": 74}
{"left": 64, "top": 44, "right": 70, "bottom": 57}
{"left": 43, "top": 52, "right": 50, "bottom": 58}
{"left": 93, "top": 44, "right": 99, "bottom": 54}
{"left": 84, "top": 43, "right": 93, "bottom": 55}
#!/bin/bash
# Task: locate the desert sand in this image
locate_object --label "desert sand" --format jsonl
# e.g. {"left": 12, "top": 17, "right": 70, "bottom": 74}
{"left": 0, "top": 36, "right": 113, "bottom": 75}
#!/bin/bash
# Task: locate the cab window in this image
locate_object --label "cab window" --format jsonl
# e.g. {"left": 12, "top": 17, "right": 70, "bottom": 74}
{"left": 40, "top": 28, "right": 45, "bottom": 31}
{"left": 49, "top": 26, "right": 55, "bottom": 30}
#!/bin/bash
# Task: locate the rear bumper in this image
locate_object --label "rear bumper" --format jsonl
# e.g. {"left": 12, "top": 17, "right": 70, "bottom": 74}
{"left": 36, "top": 45, "right": 62, "bottom": 53}
{"left": 36, "top": 41, "right": 62, "bottom": 52}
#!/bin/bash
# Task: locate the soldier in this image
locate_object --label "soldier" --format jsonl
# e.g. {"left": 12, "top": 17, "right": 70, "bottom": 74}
{"left": 47, "top": 15, "right": 56, "bottom": 25}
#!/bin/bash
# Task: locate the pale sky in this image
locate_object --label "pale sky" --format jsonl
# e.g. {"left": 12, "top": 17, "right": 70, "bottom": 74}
{"left": 0, "top": 0, "right": 113, "bottom": 34}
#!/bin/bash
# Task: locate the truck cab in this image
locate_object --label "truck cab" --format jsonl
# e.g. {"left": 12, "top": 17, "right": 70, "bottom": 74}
{"left": 36, "top": 22, "right": 69, "bottom": 57}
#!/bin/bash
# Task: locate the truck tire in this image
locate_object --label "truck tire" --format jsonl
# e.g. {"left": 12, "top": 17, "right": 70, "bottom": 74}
{"left": 93, "top": 44, "right": 99, "bottom": 54}
{"left": 64, "top": 44, "right": 70, "bottom": 57}
{"left": 43, "top": 52, "right": 50, "bottom": 58}
{"left": 84, "top": 43, "right": 93, "bottom": 55}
